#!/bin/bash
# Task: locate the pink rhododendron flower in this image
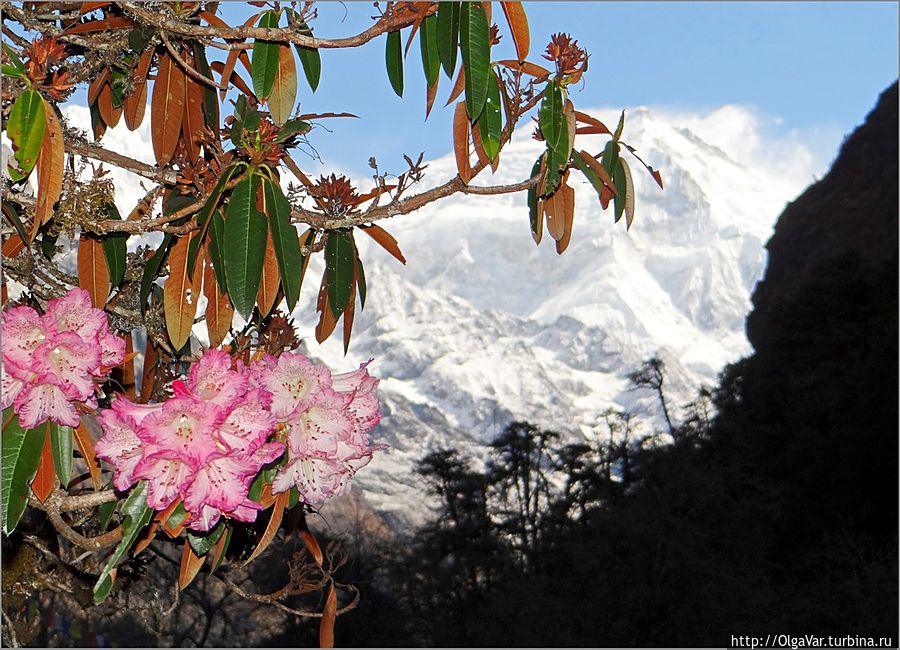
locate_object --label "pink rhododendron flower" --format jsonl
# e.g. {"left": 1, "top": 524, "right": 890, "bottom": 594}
{"left": 1, "top": 288, "right": 125, "bottom": 428}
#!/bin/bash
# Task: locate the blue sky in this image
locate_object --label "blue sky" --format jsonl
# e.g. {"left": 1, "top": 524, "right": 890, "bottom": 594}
{"left": 211, "top": 1, "right": 898, "bottom": 177}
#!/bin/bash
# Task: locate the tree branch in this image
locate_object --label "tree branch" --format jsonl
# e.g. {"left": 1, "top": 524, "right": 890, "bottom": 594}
{"left": 65, "top": 138, "right": 177, "bottom": 186}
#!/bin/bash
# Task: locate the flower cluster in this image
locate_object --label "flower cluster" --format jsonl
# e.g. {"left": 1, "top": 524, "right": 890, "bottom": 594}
{"left": 95, "top": 349, "right": 383, "bottom": 532}
{"left": 1, "top": 289, "right": 124, "bottom": 429}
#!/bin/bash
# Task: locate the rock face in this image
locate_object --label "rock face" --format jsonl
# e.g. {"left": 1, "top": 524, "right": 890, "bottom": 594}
{"left": 738, "top": 82, "right": 898, "bottom": 552}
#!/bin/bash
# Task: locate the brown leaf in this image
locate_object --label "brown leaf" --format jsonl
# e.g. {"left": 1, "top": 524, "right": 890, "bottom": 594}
{"left": 620, "top": 157, "right": 636, "bottom": 230}
{"left": 444, "top": 64, "right": 465, "bottom": 107}
{"left": 33, "top": 100, "right": 64, "bottom": 239}
{"left": 359, "top": 224, "right": 406, "bottom": 265}
{"left": 73, "top": 421, "right": 102, "bottom": 491}
{"left": 124, "top": 49, "right": 152, "bottom": 131}
{"left": 470, "top": 118, "right": 491, "bottom": 170}
{"left": 564, "top": 99, "right": 576, "bottom": 160}
{"left": 30, "top": 425, "right": 56, "bottom": 503}
{"left": 453, "top": 101, "right": 472, "bottom": 185}
{"left": 576, "top": 149, "right": 616, "bottom": 201}
{"left": 77, "top": 232, "right": 110, "bottom": 308}
{"left": 151, "top": 51, "right": 186, "bottom": 166}
{"left": 425, "top": 77, "right": 439, "bottom": 119}
{"left": 178, "top": 539, "right": 206, "bottom": 590}
{"left": 80, "top": 1, "right": 112, "bottom": 13}
{"left": 210, "top": 525, "right": 230, "bottom": 572}
{"left": 555, "top": 182, "right": 575, "bottom": 255}
{"left": 256, "top": 228, "right": 280, "bottom": 318}
{"left": 163, "top": 234, "right": 198, "bottom": 350}
{"left": 342, "top": 272, "right": 356, "bottom": 354}
{"left": 500, "top": 1, "right": 530, "bottom": 62}
{"left": 319, "top": 583, "right": 337, "bottom": 648}
{"left": 573, "top": 110, "right": 611, "bottom": 135}
{"left": 139, "top": 335, "right": 158, "bottom": 404}
{"left": 203, "top": 254, "right": 233, "bottom": 348}
{"left": 182, "top": 62, "right": 206, "bottom": 161}
{"left": 543, "top": 170, "right": 571, "bottom": 242}
{"left": 300, "top": 526, "right": 324, "bottom": 566}
{"left": 497, "top": 59, "right": 551, "bottom": 80}
{"left": 133, "top": 519, "right": 160, "bottom": 556}
{"left": 87, "top": 68, "right": 108, "bottom": 106}
{"left": 61, "top": 15, "right": 133, "bottom": 35}
{"left": 2, "top": 235, "right": 27, "bottom": 259}
{"left": 209, "top": 61, "right": 257, "bottom": 102}
{"left": 243, "top": 490, "right": 288, "bottom": 566}
{"left": 269, "top": 44, "right": 297, "bottom": 126}
{"left": 97, "top": 80, "right": 121, "bottom": 128}
{"left": 315, "top": 277, "right": 338, "bottom": 344}
{"left": 116, "top": 333, "right": 137, "bottom": 400}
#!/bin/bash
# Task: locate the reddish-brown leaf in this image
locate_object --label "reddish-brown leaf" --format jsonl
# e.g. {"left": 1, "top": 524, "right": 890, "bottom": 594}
{"left": 453, "top": 101, "right": 472, "bottom": 184}
{"left": 32, "top": 101, "right": 64, "bottom": 240}
{"left": 80, "top": 1, "right": 111, "bottom": 14}
{"left": 359, "top": 224, "right": 406, "bottom": 265}
{"left": 210, "top": 525, "right": 230, "bottom": 572}
{"left": 482, "top": 1, "right": 492, "bottom": 23}
{"left": 2, "top": 235, "right": 27, "bottom": 259}
{"left": 576, "top": 149, "right": 617, "bottom": 201}
{"left": 319, "top": 583, "right": 337, "bottom": 648}
{"left": 30, "top": 426, "right": 56, "bottom": 503}
{"left": 470, "top": 118, "right": 499, "bottom": 173}
{"left": 243, "top": 490, "right": 288, "bottom": 566}
{"left": 300, "top": 527, "right": 324, "bottom": 566}
{"left": 296, "top": 111, "right": 359, "bottom": 121}
{"left": 178, "top": 539, "right": 206, "bottom": 590}
{"left": 139, "top": 335, "right": 158, "bottom": 404}
{"left": 497, "top": 59, "right": 551, "bottom": 80}
{"left": 87, "top": 68, "right": 108, "bottom": 106}
{"left": 73, "top": 421, "right": 102, "bottom": 491}
{"left": 573, "top": 110, "right": 611, "bottom": 135}
{"left": 501, "top": 1, "right": 530, "bottom": 62}
{"left": 315, "top": 278, "right": 338, "bottom": 344}
{"left": 425, "top": 77, "right": 439, "bottom": 119}
{"left": 342, "top": 273, "right": 356, "bottom": 354}
{"left": 124, "top": 48, "right": 152, "bottom": 131}
{"left": 151, "top": 52, "right": 186, "bottom": 166}
{"left": 163, "top": 234, "right": 198, "bottom": 350}
{"left": 119, "top": 333, "right": 137, "bottom": 400}
{"left": 62, "top": 15, "right": 133, "bottom": 35}
{"left": 555, "top": 182, "right": 575, "bottom": 255}
{"left": 181, "top": 62, "right": 206, "bottom": 160}
{"left": 620, "top": 157, "right": 636, "bottom": 230}
{"left": 77, "top": 232, "right": 110, "bottom": 308}
{"left": 203, "top": 255, "right": 233, "bottom": 348}
{"left": 133, "top": 520, "right": 160, "bottom": 556}
{"left": 209, "top": 61, "right": 257, "bottom": 102}
{"left": 256, "top": 229, "right": 280, "bottom": 318}
{"left": 444, "top": 64, "right": 465, "bottom": 107}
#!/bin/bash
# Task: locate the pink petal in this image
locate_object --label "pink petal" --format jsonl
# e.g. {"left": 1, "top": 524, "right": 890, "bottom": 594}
{"left": 14, "top": 382, "right": 79, "bottom": 428}
{"left": 217, "top": 389, "right": 276, "bottom": 454}
{"left": 255, "top": 352, "right": 332, "bottom": 419}
{"left": 96, "top": 328, "right": 125, "bottom": 372}
{"left": 31, "top": 332, "right": 101, "bottom": 401}
{"left": 271, "top": 454, "right": 347, "bottom": 504}
{"left": 229, "top": 500, "right": 263, "bottom": 522}
{"left": 185, "top": 504, "right": 221, "bottom": 532}
{"left": 182, "top": 452, "right": 258, "bottom": 515}
{"left": 133, "top": 454, "right": 193, "bottom": 510}
{"left": 330, "top": 359, "right": 376, "bottom": 393}
{"left": 187, "top": 348, "right": 248, "bottom": 406}
{"left": 1, "top": 364, "right": 25, "bottom": 410}
{"left": 96, "top": 408, "right": 143, "bottom": 491}
{"left": 286, "top": 388, "right": 353, "bottom": 458}
{"left": 41, "top": 288, "right": 105, "bottom": 341}
{"left": 1, "top": 305, "right": 49, "bottom": 369}
{"left": 111, "top": 397, "right": 164, "bottom": 425}
{"left": 140, "top": 396, "right": 224, "bottom": 465}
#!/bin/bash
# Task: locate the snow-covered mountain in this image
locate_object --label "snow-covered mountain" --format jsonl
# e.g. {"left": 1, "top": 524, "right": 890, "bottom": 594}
{"left": 46, "top": 103, "right": 825, "bottom": 527}
{"left": 292, "top": 106, "right": 825, "bottom": 526}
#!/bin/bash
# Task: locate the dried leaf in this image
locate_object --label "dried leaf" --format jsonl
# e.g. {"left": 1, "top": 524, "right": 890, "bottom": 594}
{"left": 574, "top": 110, "right": 611, "bottom": 135}
{"left": 453, "top": 101, "right": 472, "bottom": 184}
{"left": 500, "top": 1, "right": 530, "bottom": 61}
{"left": 163, "top": 234, "right": 198, "bottom": 350}
{"left": 243, "top": 490, "right": 287, "bottom": 566}
{"left": 182, "top": 65, "right": 206, "bottom": 160}
{"left": 33, "top": 99, "right": 64, "bottom": 238}
{"left": 203, "top": 253, "right": 233, "bottom": 348}
{"left": 61, "top": 15, "right": 132, "bottom": 35}
{"left": 30, "top": 426, "right": 56, "bottom": 503}
{"left": 256, "top": 228, "right": 280, "bottom": 318}
{"left": 73, "top": 421, "right": 102, "bottom": 491}
{"left": 178, "top": 539, "right": 206, "bottom": 590}
{"left": 77, "top": 232, "right": 110, "bottom": 308}
{"left": 497, "top": 59, "right": 551, "bottom": 79}
{"left": 555, "top": 182, "right": 575, "bottom": 255}
{"left": 151, "top": 52, "right": 186, "bottom": 165}
{"left": 139, "top": 335, "right": 158, "bottom": 404}
{"left": 620, "top": 157, "right": 636, "bottom": 230}
{"left": 359, "top": 224, "right": 406, "bottom": 265}
{"left": 300, "top": 527, "right": 323, "bottom": 566}
{"left": 315, "top": 277, "right": 338, "bottom": 344}
{"left": 319, "top": 583, "right": 337, "bottom": 648}
{"left": 269, "top": 44, "right": 297, "bottom": 126}
{"left": 133, "top": 520, "right": 160, "bottom": 556}
{"left": 444, "top": 63, "right": 465, "bottom": 106}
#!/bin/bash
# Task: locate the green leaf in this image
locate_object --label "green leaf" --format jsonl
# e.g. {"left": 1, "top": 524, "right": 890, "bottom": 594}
{"left": 287, "top": 487, "right": 300, "bottom": 510}
{"left": 262, "top": 175, "right": 303, "bottom": 312}
{"left": 436, "top": 1, "right": 460, "bottom": 78}
{"left": 459, "top": 1, "right": 491, "bottom": 121}
{"left": 110, "top": 68, "right": 128, "bottom": 109}
{"left": 2, "top": 203, "right": 29, "bottom": 245}
{"left": 2, "top": 409, "right": 46, "bottom": 535}
{"left": 1, "top": 64, "right": 24, "bottom": 77}
{"left": 252, "top": 10, "right": 282, "bottom": 100}
{"left": 527, "top": 156, "right": 543, "bottom": 236}
{"left": 612, "top": 156, "right": 627, "bottom": 224}
{"left": 539, "top": 81, "right": 567, "bottom": 157}
{"left": 223, "top": 174, "right": 267, "bottom": 319}
{"left": 50, "top": 424, "right": 73, "bottom": 488}
{"left": 544, "top": 146, "right": 565, "bottom": 195}
{"left": 570, "top": 150, "right": 607, "bottom": 204}
{"left": 419, "top": 14, "right": 441, "bottom": 88}
{"left": 613, "top": 109, "right": 625, "bottom": 141}
{"left": 600, "top": 139, "right": 620, "bottom": 189}
{"left": 2, "top": 43, "right": 25, "bottom": 73}
{"left": 167, "top": 501, "right": 188, "bottom": 529}
{"left": 248, "top": 465, "right": 279, "bottom": 502}
{"left": 193, "top": 42, "right": 219, "bottom": 130}
{"left": 292, "top": 12, "right": 321, "bottom": 92}
{"left": 187, "top": 164, "right": 240, "bottom": 278}
{"left": 93, "top": 482, "right": 152, "bottom": 604}
{"left": 273, "top": 118, "right": 311, "bottom": 143}
{"left": 187, "top": 520, "right": 225, "bottom": 556}
{"left": 128, "top": 25, "right": 154, "bottom": 53}
{"left": 100, "top": 203, "right": 128, "bottom": 288}
{"left": 98, "top": 497, "right": 117, "bottom": 533}
{"left": 7, "top": 90, "right": 46, "bottom": 180}
{"left": 325, "top": 229, "right": 356, "bottom": 319}
{"left": 140, "top": 233, "right": 174, "bottom": 311}
{"left": 385, "top": 30, "right": 404, "bottom": 97}
{"left": 476, "top": 71, "right": 502, "bottom": 161}
{"left": 41, "top": 231, "right": 59, "bottom": 260}
{"left": 208, "top": 208, "right": 228, "bottom": 294}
